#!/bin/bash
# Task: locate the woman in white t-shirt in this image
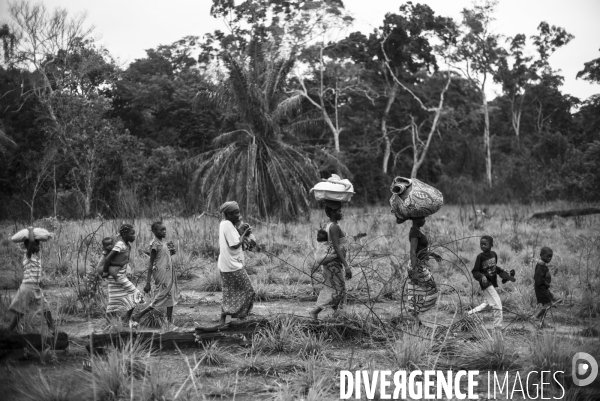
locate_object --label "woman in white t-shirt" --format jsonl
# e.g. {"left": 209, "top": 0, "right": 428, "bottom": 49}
{"left": 217, "top": 201, "right": 255, "bottom": 326}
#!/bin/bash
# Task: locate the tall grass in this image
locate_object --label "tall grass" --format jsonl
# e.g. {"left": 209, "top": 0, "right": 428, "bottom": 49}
{"left": 86, "top": 337, "right": 151, "bottom": 400}
{"left": 14, "top": 369, "right": 79, "bottom": 400}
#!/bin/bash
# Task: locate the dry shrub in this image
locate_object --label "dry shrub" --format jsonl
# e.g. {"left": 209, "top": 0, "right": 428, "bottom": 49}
{"left": 254, "top": 315, "right": 300, "bottom": 353}
{"left": 197, "top": 341, "right": 231, "bottom": 366}
{"left": 528, "top": 332, "right": 576, "bottom": 374}
{"left": 385, "top": 327, "right": 433, "bottom": 370}
{"left": 139, "top": 308, "right": 165, "bottom": 328}
{"left": 87, "top": 337, "right": 151, "bottom": 400}
{"left": 451, "top": 317, "right": 520, "bottom": 371}
{"left": 139, "top": 360, "right": 178, "bottom": 401}
{"left": 14, "top": 369, "right": 81, "bottom": 401}
{"left": 577, "top": 289, "right": 600, "bottom": 318}
{"left": 58, "top": 291, "right": 80, "bottom": 315}
{"left": 453, "top": 331, "right": 519, "bottom": 370}
{"left": 296, "top": 330, "right": 331, "bottom": 359}
{"left": 197, "top": 268, "right": 221, "bottom": 292}
{"left": 290, "top": 356, "right": 337, "bottom": 399}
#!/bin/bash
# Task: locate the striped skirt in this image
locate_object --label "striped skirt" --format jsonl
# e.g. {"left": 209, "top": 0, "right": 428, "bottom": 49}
{"left": 106, "top": 266, "right": 138, "bottom": 314}
{"left": 221, "top": 269, "right": 255, "bottom": 318}
{"left": 406, "top": 260, "right": 438, "bottom": 313}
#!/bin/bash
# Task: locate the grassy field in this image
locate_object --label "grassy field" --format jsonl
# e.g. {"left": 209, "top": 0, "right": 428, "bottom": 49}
{"left": 0, "top": 203, "right": 599, "bottom": 400}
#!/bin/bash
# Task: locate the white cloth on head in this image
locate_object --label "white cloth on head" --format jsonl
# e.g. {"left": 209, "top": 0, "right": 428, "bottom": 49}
{"left": 11, "top": 228, "right": 52, "bottom": 242}
{"left": 218, "top": 220, "right": 244, "bottom": 272}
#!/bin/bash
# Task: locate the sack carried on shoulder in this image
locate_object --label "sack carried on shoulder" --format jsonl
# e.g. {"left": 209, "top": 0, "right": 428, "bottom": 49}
{"left": 389, "top": 177, "right": 443, "bottom": 220}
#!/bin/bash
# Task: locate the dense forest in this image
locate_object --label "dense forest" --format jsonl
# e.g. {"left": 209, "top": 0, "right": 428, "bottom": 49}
{"left": 0, "top": 0, "right": 599, "bottom": 222}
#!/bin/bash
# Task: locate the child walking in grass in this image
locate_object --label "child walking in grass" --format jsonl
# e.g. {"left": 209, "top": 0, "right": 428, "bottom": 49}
{"left": 534, "top": 246, "right": 561, "bottom": 328}
{"left": 102, "top": 224, "right": 144, "bottom": 328}
{"left": 134, "top": 222, "right": 179, "bottom": 331}
{"left": 7, "top": 228, "right": 54, "bottom": 333}
{"left": 467, "top": 235, "right": 516, "bottom": 330}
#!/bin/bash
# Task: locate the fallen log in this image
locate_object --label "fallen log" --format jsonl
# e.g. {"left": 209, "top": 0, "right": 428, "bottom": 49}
{"left": 0, "top": 331, "right": 69, "bottom": 351}
{"left": 86, "top": 319, "right": 268, "bottom": 353}
{"left": 530, "top": 208, "right": 600, "bottom": 220}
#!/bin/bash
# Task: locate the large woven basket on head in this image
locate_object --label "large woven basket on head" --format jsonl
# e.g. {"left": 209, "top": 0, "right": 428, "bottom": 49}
{"left": 389, "top": 177, "right": 443, "bottom": 220}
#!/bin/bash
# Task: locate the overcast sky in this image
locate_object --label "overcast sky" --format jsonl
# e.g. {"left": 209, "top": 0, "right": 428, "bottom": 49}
{"left": 1, "top": 0, "right": 599, "bottom": 101}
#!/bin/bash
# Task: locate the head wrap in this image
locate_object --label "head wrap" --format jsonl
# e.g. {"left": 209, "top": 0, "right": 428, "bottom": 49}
{"left": 481, "top": 235, "right": 494, "bottom": 245}
{"left": 219, "top": 201, "right": 240, "bottom": 215}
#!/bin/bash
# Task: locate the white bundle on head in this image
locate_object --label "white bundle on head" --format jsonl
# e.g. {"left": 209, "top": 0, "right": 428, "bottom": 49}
{"left": 11, "top": 227, "right": 53, "bottom": 243}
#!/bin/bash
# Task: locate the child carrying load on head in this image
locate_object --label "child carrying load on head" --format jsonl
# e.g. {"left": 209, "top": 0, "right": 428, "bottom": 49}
{"left": 533, "top": 246, "right": 562, "bottom": 329}
{"left": 7, "top": 227, "right": 54, "bottom": 333}
{"left": 134, "top": 222, "right": 179, "bottom": 331}
{"left": 101, "top": 224, "right": 144, "bottom": 328}
{"left": 467, "top": 235, "right": 516, "bottom": 330}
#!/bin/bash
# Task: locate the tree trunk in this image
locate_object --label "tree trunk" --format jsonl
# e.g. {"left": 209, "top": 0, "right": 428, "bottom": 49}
{"left": 410, "top": 72, "right": 451, "bottom": 179}
{"left": 86, "top": 320, "right": 268, "bottom": 352}
{"left": 245, "top": 137, "right": 257, "bottom": 219}
{"left": 510, "top": 94, "right": 523, "bottom": 141}
{"left": 84, "top": 176, "right": 93, "bottom": 217}
{"left": 381, "top": 82, "right": 398, "bottom": 174}
{"left": 482, "top": 91, "right": 492, "bottom": 187}
{"left": 53, "top": 164, "right": 57, "bottom": 218}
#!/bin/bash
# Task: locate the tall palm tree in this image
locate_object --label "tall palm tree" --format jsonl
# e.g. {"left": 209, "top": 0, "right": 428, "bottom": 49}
{"left": 192, "top": 40, "right": 334, "bottom": 222}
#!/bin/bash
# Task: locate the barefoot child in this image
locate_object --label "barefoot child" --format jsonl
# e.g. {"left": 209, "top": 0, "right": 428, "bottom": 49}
{"left": 467, "top": 235, "right": 516, "bottom": 329}
{"left": 102, "top": 224, "right": 144, "bottom": 327}
{"left": 7, "top": 228, "right": 54, "bottom": 332}
{"left": 135, "top": 222, "right": 179, "bottom": 330}
{"left": 534, "top": 247, "right": 560, "bottom": 328}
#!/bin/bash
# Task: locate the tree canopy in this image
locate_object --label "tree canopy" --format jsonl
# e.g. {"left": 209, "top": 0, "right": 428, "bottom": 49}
{"left": 0, "top": 0, "right": 599, "bottom": 221}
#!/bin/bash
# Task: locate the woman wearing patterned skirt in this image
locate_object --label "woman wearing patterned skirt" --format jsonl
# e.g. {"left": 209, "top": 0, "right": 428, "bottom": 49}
{"left": 217, "top": 201, "right": 255, "bottom": 326}
{"left": 102, "top": 224, "right": 144, "bottom": 327}
{"left": 310, "top": 201, "right": 352, "bottom": 320}
{"left": 405, "top": 216, "right": 441, "bottom": 324}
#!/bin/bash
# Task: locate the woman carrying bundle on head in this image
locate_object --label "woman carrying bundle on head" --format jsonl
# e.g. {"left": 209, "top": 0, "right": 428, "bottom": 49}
{"left": 101, "top": 224, "right": 144, "bottom": 328}
{"left": 7, "top": 227, "right": 54, "bottom": 332}
{"left": 217, "top": 201, "right": 255, "bottom": 326}
{"left": 310, "top": 200, "right": 352, "bottom": 320}
{"left": 134, "top": 222, "right": 179, "bottom": 331}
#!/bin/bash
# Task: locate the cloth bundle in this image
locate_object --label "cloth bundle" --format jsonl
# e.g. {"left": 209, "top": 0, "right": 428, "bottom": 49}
{"left": 310, "top": 174, "right": 355, "bottom": 203}
{"left": 389, "top": 177, "right": 443, "bottom": 220}
{"left": 11, "top": 227, "right": 53, "bottom": 243}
